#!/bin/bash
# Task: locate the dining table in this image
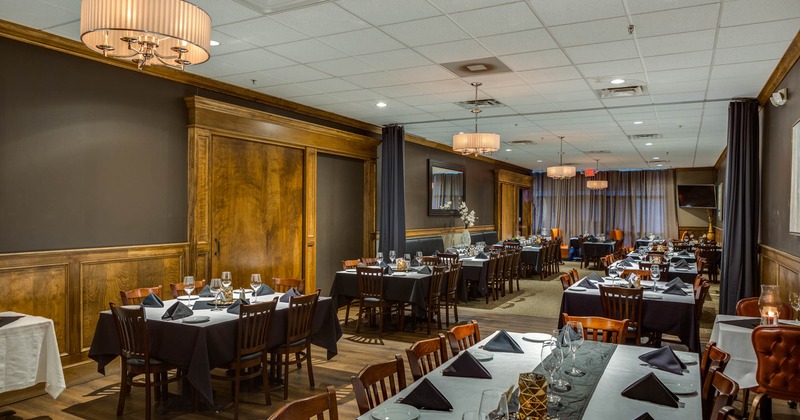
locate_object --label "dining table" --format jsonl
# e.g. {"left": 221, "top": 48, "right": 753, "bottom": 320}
{"left": 520, "top": 246, "right": 542, "bottom": 275}
{"left": 0, "top": 312, "right": 66, "bottom": 399}
{"left": 581, "top": 240, "right": 616, "bottom": 268}
{"left": 613, "top": 258, "right": 699, "bottom": 284}
{"left": 356, "top": 330, "right": 702, "bottom": 419}
{"left": 88, "top": 293, "right": 342, "bottom": 405}
{"left": 560, "top": 277, "right": 700, "bottom": 352}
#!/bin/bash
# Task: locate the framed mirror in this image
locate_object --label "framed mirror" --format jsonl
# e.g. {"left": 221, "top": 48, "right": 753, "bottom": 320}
{"left": 428, "top": 160, "right": 466, "bottom": 216}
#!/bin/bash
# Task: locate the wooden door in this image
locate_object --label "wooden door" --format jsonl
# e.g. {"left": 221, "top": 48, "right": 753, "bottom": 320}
{"left": 210, "top": 136, "right": 304, "bottom": 288}
{"left": 521, "top": 188, "right": 532, "bottom": 237}
{"left": 500, "top": 183, "right": 519, "bottom": 240}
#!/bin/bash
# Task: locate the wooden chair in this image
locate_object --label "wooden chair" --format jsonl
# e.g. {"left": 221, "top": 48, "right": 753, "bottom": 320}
{"left": 405, "top": 334, "right": 448, "bottom": 381}
{"left": 270, "top": 290, "right": 319, "bottom": 400}
{"left": 342, "top": 259, "right": 360, "bottom": 269}
{"left": 341, "top": 260, "right": 361, "bottom": 327}
{"left": 559, "top": 273, "right": 572, "bottom": 291}
{"left": 211, "top": 299, "right": 277, "bottom": 419}
{"left": 736, "top": 297, "right": 793, "bottom": 319}
{"left": 638, "top": 262, "right": 670, "bottom": 279}
{"left": 169, "top": 279, "right": 206, "bottom": 299}
{"left": 267, "top": 385, "right": 338, "bottom": 420}
{"left": 538, "top": 242, "right": 550, "bottom": 279}
{"left": 441, "top": 261, "right": 462, "bottom": 328}
{"left": 354, "top": 266, "right": 391, "bottom": 337}
{"left": 446, "top": 320, "right": 481, "bottom": 356}
{"left": 748, "top": 325, "right": 800, "bottom": 420}
{"left": 621, "top": 269, "right": 651, "bottom": 281}
{"left": 503, "top": 250, "right": 514, "bottom": 293}
{"left": 423, "top": 266, "right": 446, "bottom": 335}
{"left": 703, "top": 370, "right": 739, "bottom": 420}
{"left": 120, "top": 286, "right": 163, "bottom": 305}
{"left": 271, "top": 277, "right": 304, "bottom": 293}
{"left": 699, "top": 342, "right": 731, "bottom": 405}
{"left": 351, "top": 355, "right": 407, "bottom": 415}
{"left": 652, "top": 280, "right": 710, "bottom": 347}
{"left": 437, "top": 252, "right": 459, "bottom": 267}
{"left": 510, "top": 249, "right": 522, "bottom": 292}
{"left": 599, "top": 285, "right": 644, "bottom": 345}
{"left": 485, "top": 253, "right": 502, "bottom": 303}
{"left": 361, "top": 257, "right": 378, "bottom": 266}
{"left": 696, "top": 245, "right": 722, "bottom": 282}
{"left": 600, "top": 254, "right": 615, "bottom": 275}
{"left": 109, "top": 303, "right": 185, "bottom": 420}
{"left": 561, "top": 314, "right": 629, "bottom": 344}
{"left": 421, "top": 256, "right": 439, "bottom": 266}
{"left": 569, "top": 268, "right": 580, "bottom": 284}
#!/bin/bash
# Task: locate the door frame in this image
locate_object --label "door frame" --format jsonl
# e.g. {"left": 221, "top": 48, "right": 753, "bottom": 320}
{"left": 494, "top": 169, "right": 533, "bottom": 241}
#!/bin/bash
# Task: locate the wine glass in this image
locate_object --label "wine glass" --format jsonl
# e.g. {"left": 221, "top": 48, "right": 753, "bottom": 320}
{"left": 565, "top": 321, "right": 585, "bottom": 377}
{"left": 376, "top": 252, "right": 383, "bottom": 265}
{"left": 479, "top": 389, "right": 509, "bottom": 420}
{"left": 221, "top": 271, "right": 232, "bottom": 289}
{"left": 650, "top": 264, "right": 660, "bottom": 282}
{"left": 250, "top": 274, "right": 262, "bottom": 303}
{"left": 415, "top": 251, "right": 423, "bottom": 267}
{"left": 209, "top": 278, "right": 222, "bottom": 311}
{"left": 389, "top": 250, "right": 396, "bottom": 264}
{"left": 791, "top": 292, "right": 800, "bottom": 321}
{"left": 540, "top": 341, "right": 562, "bottom": 406}
{"left": 550, "top": 329, "right": 570, "bottom": 392}
{"left": 404, "top": 253, "right": 411, "bottom": 263}
{"left": 183, "top": 276, "right": 195, "bottom": 307}
{"left": 608, "top": 265, "right": 618, "bottom": 281}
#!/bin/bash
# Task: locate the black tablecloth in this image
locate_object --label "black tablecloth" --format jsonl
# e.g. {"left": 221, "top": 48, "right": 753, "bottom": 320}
{"left": 462, "top": 260, "right": 488, "bottom": 297}
{"left": 520, "top": 247, "right": 542, "bottom": 274}
{"left": 88, "top": 297, "right": 342, "bottom": 405}
{"left": 582, "top": 241, "right": 616, "bottom": 258}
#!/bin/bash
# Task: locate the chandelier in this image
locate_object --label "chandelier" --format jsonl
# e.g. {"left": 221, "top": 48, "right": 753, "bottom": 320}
{"left": 453, "top": 82, "right": 500, "bottom": 156}
{"left": 586, "top": 159, "right": 608, "bottom": 190}
{"left": 546, "top": 136, "right": 576, "bottom": 179}
{"left": 80, "top": 0, "right": 211, "bottom": 70}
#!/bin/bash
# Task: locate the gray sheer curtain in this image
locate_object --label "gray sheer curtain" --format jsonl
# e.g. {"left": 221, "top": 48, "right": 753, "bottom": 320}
{"left": 432, "top": 173, "right": 463, "bottom": 208}
{"left": 532, "top": 170, "right": 678, "bottom": 245}
{"left": 379, "top": 125, "right": 406, "bottom": 258}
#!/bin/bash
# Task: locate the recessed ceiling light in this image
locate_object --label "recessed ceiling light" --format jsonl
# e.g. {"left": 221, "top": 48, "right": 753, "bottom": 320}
{"left": 376, "top": 102, "right": 387, "bottom": 108}
{"left": 652, "top": 156, "right": 660, "bottom": 160}
{"left": 505, "top": 148, "right": 512, "bottom": 152}
{"left": 536, "top": 160, "right": 542, "bottom": 163}
{"left": 656, "top": 163, "right": 664, "bottom": 167}
{"left": 210, "top": 40, "right": 220, "bottom": 46}
{"left": 610, "top": 79, "right": 625, "bottom": 84}
{"left": 633, "top": 121, "right": 643, "bottom": 125}
{"left": 645, "top": 142, "right": 653, "bottom": 146}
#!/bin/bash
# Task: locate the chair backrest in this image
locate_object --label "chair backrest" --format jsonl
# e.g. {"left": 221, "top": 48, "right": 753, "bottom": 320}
{"left": 551, "top": 228, "right": 563, "bottom": 239}
{"left": 120, "top": 286, "right": 163, "bottom": 305}
{"left": 703, "top": 369, "right": 739, "bottom": 420}
{"left": 503, "top": 240, "right": 521, "bottom": 250}
{"left": 621, "top": 269, "right": 651, "bottom": 281}
{"left": 268, "top": 385, "right": 339, "bottom": 420}
{"left": 736, "top": 297, "right": 793, "bottom": 320}
{"left": 109, "top": 302, "right": 149, "bottom": 363}
{"left": 486, "top": 253, "right": 499, "bottom": 282}
{"left": 700, "top": 341, "right": 731, "bottom": 390}
{"left": 561, "top": 313, "right": 629, "bottom": 344}
{"left": 446, "top": 261, "right": 462, "bottom": 295}
{"left": 511, "top": 249, "right": 521, "bottom": 277}
{"left": 752, "top": 325, "right": 800, "bottom": 400}
{"left": 446, "top": 320, "right": 481, "bottom": 356}
{"left": 638, "top": 262, "right": 670, "bottom": 276}
{"left": 406, "top": 334, "right": 449, "bottom": 381}
{"left": 559, "top": 274, "right": 572, "bottom": 291}
{"left": 421, "top": 256, "right": 439, "bottom": 266}
{"left": 357, "top": 266, "right": 384, "bottom": 301}
{"left": 569, "top": 268, "right": 580, "bottom": 284}
{"left": 437, "top": 253, "right": 459, "bottom": 267}
{"left": 351, "top": 354, "right": 407, "bottom": 415}
{"left": 599, "top": 285, "right": 643, "bottom": 344}
{"left": 695, "top": 281, "right": 710, "bottom": 320}
{"left": 342, "top": 259, "right": 360, "bottom": 270}
{"left": 169, "top": 280, "right": 206, "bottom": 299}
{"left": 429, "top": 266, "right": 446, "bottom": 300}
{"left": 284, "top": 290, "right": 320, "bottom": 347}
{"left": 495, "top": 251, "right": 506, "bottom": 279}
{"left": 609, "top": 229, "right": 624, "bottom": 242}
{"left": 361, "top": 257, "right": 378, "bottom": 265}
{"left": 236, "top": 298, "right": 278, "bottom": 359}
{"left": 272, "top": 277, "right": 304, "bottom": 293}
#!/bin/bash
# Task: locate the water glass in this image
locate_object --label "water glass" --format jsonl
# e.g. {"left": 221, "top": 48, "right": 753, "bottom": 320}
{"left": 479, "top": 389, "right": 509, "bottom": 420}
{"left": 210, "top": 278, "right": 222, "bottom": 311}
{"left": 650, "top": 264, "right": 660, "bottom": 282}
{"left": 389, "top": 250, "right": 396, "bottom": 263}
{"left": 540, "top": 341, "right": 562, "bottom": 405}
{"left": 250, "top": 274, "right": 262, "bottom": 302}
{"left": 183, "top": 276, "right": 195, "bottom": 307}
{"left": 221, "top": 271, "right": 232, "bottom": 288}
{"left": 415, "top": 251, "right": 423, "bottom": 266}
{"left": 376, "top": 252, "right": 383, "bottom": 264}
{"left": 565, "top": 321, "right": 585, "bottom": 377}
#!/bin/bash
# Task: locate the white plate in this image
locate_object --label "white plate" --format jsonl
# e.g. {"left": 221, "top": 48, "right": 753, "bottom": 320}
{"left": 643, "top": 292, "right": 663, "bottom": 300}
{"left": 570, "top": 287, "right": 587, "bottom": 291}
{"left": 392, "top": 272, "right": 407, "bottom": 276}
{"left": 371, "top": 404, "right": 420, "bottom": 420}
{"left": 345, "top": 268, "right": 357, "bottom": 272}
{"left": 522, "top": 333, "right": 553, "bottom": 342}
{"left": 177, "top": 295, "right": 199, "bottom": 300}
{"left": 181, "top": 316, "right": 210, "bottom": 324}
{"left": 467, "top": 349, "right": 493, "bottom": 361}
{"left": 678, "top": 354, "right": 698, "bottom": 365}
{"left": 663, "top": 381, "right": 697, "bottom": 395}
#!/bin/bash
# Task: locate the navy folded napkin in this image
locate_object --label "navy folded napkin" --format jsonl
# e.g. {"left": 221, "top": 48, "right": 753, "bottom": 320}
{"left": 483, "top": 330, "right": 524, "bottom": 353}
{"left": 621, "top": 372, "right": 680, "bottom": 407}
{"left": 378, "top": 260, "right": 388, "bottom": 268}
{"left": 0, "top": 316, "right": 23, "bottom": 328}
{"left": 279, "top": 287, "right": 302, "bottom": 303}
{"left": 626, "top": 273, "right": 638, "bottom": 284}
{"left": 677, "top": 250, "right": 690, "bottom": 256}
{"left": 400, "top": 378, "right": 453, "bottom": 411}
{"left": 638, "top": 346, "right": 686, "bottom": 375}
{"left": 586, "top": 272, "right": 603, "bottom": 282}
{"left": 383, "top": 265, "right": 394, "bottom": 275}
{"left": 446, "top": 248, "right": 457, "bottom": 254}
{"left": 557, "top": 326, "right": 582, "bottom": 347}
{"left": 418, "top": 266, "right": 432, "bottom": 275}
{"left": 665, "top": 278, "right": 687, "bottom": 289}
{"left": 433, "top": 250, "right": 439, "bottom": 256}
{"left": 442, "top": 351, "right": 492, "bottom": 379}
{"left": 256, "top": 284, "right": 275, "bottom": 295}
{"left": 226, "top": 298, "right": 249, "bottom": 315}
{"left": 357, "top": 262, "right": 366, "bottom": 267}
{"left": 162, "top": 301, "right": 193, "bottom": 320}
{"left": 140, "top": 293, "right": 164, "bottom": 308}
{"left": 573, "top": 278, "right": 597, "bottom": 289}
{"left": 624, "top": 257, "right": 635, "bottom": 263}
{"left": 198, "top": 285, "right": 214, "bottom": 297}
{"left": 619, "top": 260, "right": 633, "bottom": 267}
{"left": 587, "top": 235, "right": 597, "bottom": 242}
{"left": 634, "top": 413, "right": 655, "bottom": 420}
{"left": 662, "top": 284, "right": 688, "bottom": 296}
{"left": 410, "top": 258, "right": 419, "bottom": 267}
{"left": 673, "top": 259, "right": 689, "bottom": 269}
{"left": 716, "top": 318, "right": 760, "bottom": 330}
{"left": 475, "top": 252, "right": 489, "bottom": 260}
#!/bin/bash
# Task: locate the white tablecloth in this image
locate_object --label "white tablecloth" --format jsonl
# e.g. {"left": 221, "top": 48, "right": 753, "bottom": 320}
{"left": 357, "top": 331, "right": 701, "bottom": 419}
{"left": 709, "top": 314, "right": 760, "bottom": 389}
{"left": 0, "top": 312, "right": 65, "bottom": 398}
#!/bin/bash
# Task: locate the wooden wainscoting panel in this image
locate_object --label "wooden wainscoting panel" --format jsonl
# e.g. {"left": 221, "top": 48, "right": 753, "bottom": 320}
{"left": 80, "top": 252, "right": 185, "bottom": 351}
{"left": 760, "top": 245, "right": 800, "bottom": 302}
{"left": 0, "top": 264, "right": 68, "bottom": 351}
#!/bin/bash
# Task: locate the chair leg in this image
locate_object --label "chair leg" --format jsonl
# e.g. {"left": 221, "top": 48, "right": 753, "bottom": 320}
{"left": 145, "top": 374, "right": 152, "bottom": 420}
{"left": 378, "top": 306, "right": 384, "bottom": 338}
{"left": 306, "top": 345, "right": 314, "bottom": 388}
{"left": 344, "top": 301, "right": 352, "bottom": 326}
{"left": 283, "top": 353, "right": 290, "bottom": 400}
{"left": 436, "top": 302, "right": 442, "bottom": 331}
{"left": 296, "top": 353, "right": 302, "bottom": 369}
{"left": 748, "top": 392, "right": 765, "bottom": 420}
{"left": 261, "top": 357, "right": 272, "bottom": 407}
{"left": 355, "top": 303, "right": 363, "bottom": 333}
{"left": 233, "top": 370, "right": 241, "bottom": 420}
{"left": 454, "top": 299, "right": 459, "bottom": 323}
{"left": 117, "top": 372, "right": 128, "bottom": 416}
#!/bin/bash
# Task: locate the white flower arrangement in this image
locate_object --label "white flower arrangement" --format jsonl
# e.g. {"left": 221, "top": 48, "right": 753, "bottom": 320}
{"left": 439, "top": 200, "right": 453, "bottom": 210}
{"left": 458, "top": 201, "right": 477, "bottom": 228}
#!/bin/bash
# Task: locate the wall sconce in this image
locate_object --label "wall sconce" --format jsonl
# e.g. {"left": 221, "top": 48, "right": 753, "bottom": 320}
{"left": 769, "top": 88, "right": 788, "bottom": 107}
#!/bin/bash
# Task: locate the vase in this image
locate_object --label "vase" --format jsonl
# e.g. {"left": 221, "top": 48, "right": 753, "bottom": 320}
{"left": 461, "top": 228, "right": 471, "bottom": 246}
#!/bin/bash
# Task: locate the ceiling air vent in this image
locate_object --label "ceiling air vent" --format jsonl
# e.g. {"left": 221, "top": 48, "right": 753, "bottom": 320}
{"left": 455, "top": 98, "right": 506, "bottom": 110}
{"left": 627, "top": 134, "right": 662, "bottom": 141}
{"left": 597, "top": 85, "right": 646, "bottom": 98}
{"left": 507, "top": 140, "right": 537, "bottom": 146}
{"left": 584, "top": 150, "right": 611, "bottom": 154}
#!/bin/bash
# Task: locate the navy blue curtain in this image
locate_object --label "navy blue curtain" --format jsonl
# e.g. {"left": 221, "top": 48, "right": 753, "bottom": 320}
{"left": 720, "top": 99, "right": 760, "bottom": 315}
{"left": 379, "top": 125, "right": 406, "bottom": 261}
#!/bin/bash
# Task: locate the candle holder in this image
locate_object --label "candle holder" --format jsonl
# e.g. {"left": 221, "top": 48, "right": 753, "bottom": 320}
{"left": 517, "top": 372, "right": 548, "bottom": 420}
{"left": 759, "top": 285, "right": 782, "bottom": 325}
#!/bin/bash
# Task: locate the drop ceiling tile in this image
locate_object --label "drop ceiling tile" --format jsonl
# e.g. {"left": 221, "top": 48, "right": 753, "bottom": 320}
{"left": 398, "top": 94, "right": 455, "bottom": 106}
{"left": 710, "top": 60, "right": 779, "bottom": 79}
{"left": 388, "top": 65, "right": 457, "bottom": 83}
{"left": 341, "top": 71, "right": 405, "bottom": 88}
{"left": 601, "top": 96, "right": 655, "bottom": 107}
{"left": 532, "top": 79, "right": 593, "bottom": 94}
{"left": 271, "top": 3, "right": 370, "bottom": 37}
{"left": 307, "top": 57, "right": 379, "bottom": 76}
{"left": 643, "top": 51, "right": 713, "bottom": 72}
{"left": 414, "top": 39, "right": 493, "bottom": 63}
{"left": 255, "top": 83, "right": 322, "bottom": 98}
{"left": 331, "top": 89, "right": 383, "bottom": 101}
{"left": 337, "top": 0, "right": 442, "bottom": 26}
{"left": 646, "top": 79, "right": 709, "bottom": 95}
{"left": 713, "top": 41, "right": 789, "bottom": 65}
{"left": 565, "top": 40, "right": 639, "bottom": 64}
{"left": 652, "top": 92, "right": 706, "bottom": 103}
{"left": 46, "top": 20, "right": 79, "bottom": 40}
{"left": 500, "top": 49, "right": 572, "bottom": 71}
{"left": 577, "top": 59, "right": 643, "bottom": 78}
{"left": 257, "top": 65, "right": 331, "bottom": 83}
{"left": 287, "top": 94, "right": 346, "bottom": 107}
{"left": 529, "top": 0, "right": 626, "bottom": 26}
{"left": 477, "top": 29, "right": 559, "bottom": 56}
{"left": 207, "top": 30, "right": 259, "bottom": 55}
{"left": 371, "top": 84, "right": 429, "bottom": 98}
{"left": 415, "top": 103, "right": 465, "bottom": 113}
{"left": 217, "top": 70, "right": 288, "bottom": 88}
{"left": 380, "top": 16, "right": 470, "bottom": 47}
{"left": 300, "top": 78, "right": 363, "bottom": 93}
{"left": 548, "top": 17, "right": 631, "bottom": 47}
{"left": 38, "top": 0, "right": 79, "bottom": 12}
{"left": 716, "top": 19, "right": 800, "bottom": 48}
{"left": 721, "top": 0, "right": 800, "bottom": 26}
{"left": 425, "top": 0, "right": 518, "bottom": 14}
{"left": 189, "top": 59, "right": 243, "bottom": 78}
{"left": 518, "top": 66, "right": 583, "bottom": 83}
{"left": 449, "top": 2, "right": 542, "bottom": 37}
{"left": 217, "top": 48, "right": 297, "bottom": 70}
{"left": 648, "top": 66, "right": 710, "bottom": 84}
{"left": 319, "top": 28, "right": 405, "bottom": 56}
{"left": 637, "top": 30, "right": 716, "bottom": 56}
{"left": 631, "top": 4, "right": 720, "bottom": 37}
{"left": 267, "top": 38, "right": 347, "bottom": 63}
{"left": 216, "top": 17, "right": 309, "bottom": 47}
{"left": 185, "top": 0, "right": 261, "bottom": 26}
{"left": 463, "top": 72, "right": 528, "bottom": 88}
{"left": 481, "top": 84, "right": 543, "bottom": 99}
{"left": 554, "top": 99, "right": 604, "bottom": 110}
{"left": 0, "top": 0, "right": 76, "bottom": 28}
{"left": 544, "top": 90, "right": 600, "bottom": 103}
{"left": 357, "top": 49, "right": 434, "bottom": 70}
{"left": 627, "top": 0, "right": 719, "bottom": 15}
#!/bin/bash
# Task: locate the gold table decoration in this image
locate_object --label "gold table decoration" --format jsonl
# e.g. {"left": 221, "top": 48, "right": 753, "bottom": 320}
{"left": 518, "top": 372, "right": 548, "bottom": 419}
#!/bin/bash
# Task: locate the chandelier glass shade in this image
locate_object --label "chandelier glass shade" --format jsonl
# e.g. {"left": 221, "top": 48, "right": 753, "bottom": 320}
{"left": 546, "top": 136, "right": 576, "bottom": 179}
{"left": 453, "top": 82, "right": 500, "bottom": 156}
{"left": 80, "top": 0, "right": 211, "bottom": 70}
{"left": 586, "top": 159, "right": 608, "bottom": 190}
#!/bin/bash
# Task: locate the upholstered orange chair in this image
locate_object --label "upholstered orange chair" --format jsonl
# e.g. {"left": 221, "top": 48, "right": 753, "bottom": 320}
{"left": 735, "top": 297, "right": 792, "bottom": 320}
{"left": 748, "top": 325, "right": 800, "bottom": 420}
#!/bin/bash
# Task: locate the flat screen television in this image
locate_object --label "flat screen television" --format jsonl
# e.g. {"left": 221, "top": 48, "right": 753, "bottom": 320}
{"left": 677, "top": 184, "right": 717, "bottom": 208}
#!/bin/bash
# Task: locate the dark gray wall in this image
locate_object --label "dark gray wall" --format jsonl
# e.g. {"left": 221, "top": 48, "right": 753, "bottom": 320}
{"left": 315, "top": 153, "right": 364, "bottom": 296}
{"left": 760, "top": 59, "right": 800, "bottom": 256}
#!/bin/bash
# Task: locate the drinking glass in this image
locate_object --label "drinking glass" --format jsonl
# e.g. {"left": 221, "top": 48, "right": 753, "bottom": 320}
{"left": 389, "top": 250, "right": 396, "bottom": 264}
{"left": 650, "top": 264, "right": 660, "bottom": 282}
{"left": 221, "top": 271, "right": 232, "bottom": 289}
{"left": 479, "top": 389, "right": 509, "bottom": 420}
{"left": 183, "top": 276, "right": 195, "bottom": 307}
{"left": 608, "top": 266, "right": 618, "bottom": 280}
{"left": 250, "top": 274, "right": 262, "bottom": 303}
{"left": 791, "top": 292, "right": 800, "bottom": 321}
{"left": 376, "top": 252, "right": 383, "bottom": 265}
{"left": 550, "top": 329, "right": 570, "bottom": 392}
{"left": 415, "top": 251, "right": 423, "bottom": 267}
{"left": 540, "top": 341, "right": 562, "bottom": 406}
{"left": 209, "top": 278, "right": 222, "bottom": 311}
{"left": 565, "top": 321, "right": 585, "bottom": 376}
